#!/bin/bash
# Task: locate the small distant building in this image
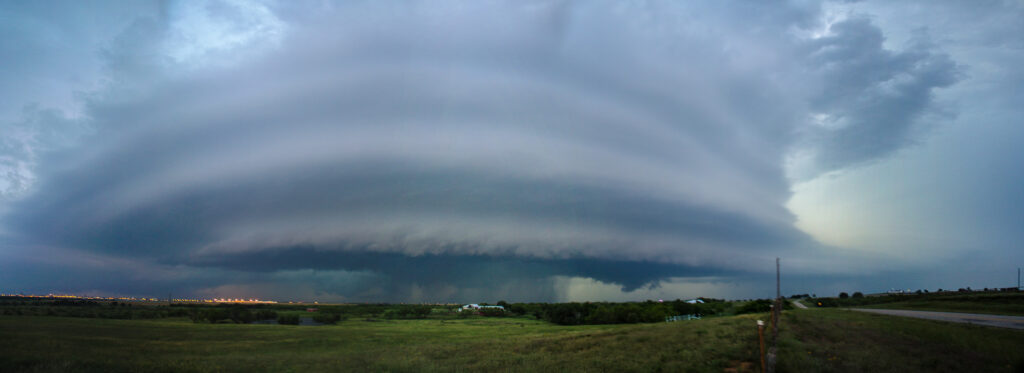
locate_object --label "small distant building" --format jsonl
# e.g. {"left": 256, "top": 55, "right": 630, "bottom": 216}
{"left": 458, "top": 304, "right": 504, "bottom": 312}
{"left": 685, "top": 299, "right": 705, "bottom": 304}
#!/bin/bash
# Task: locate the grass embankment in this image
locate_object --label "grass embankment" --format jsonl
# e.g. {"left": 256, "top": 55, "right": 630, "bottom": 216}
{"left": 777, "top": 308, "right": 1024, "bottom": 372}
{"left": 0, "top": 315, "right": 763, "bottom": 372}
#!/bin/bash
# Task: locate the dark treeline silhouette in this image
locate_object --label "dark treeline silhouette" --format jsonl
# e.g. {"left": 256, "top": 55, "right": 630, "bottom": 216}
{"left": 0, "top": 296, "right": 792, "bottom": 325}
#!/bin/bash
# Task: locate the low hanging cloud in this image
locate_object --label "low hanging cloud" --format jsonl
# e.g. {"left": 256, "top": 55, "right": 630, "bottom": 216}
{"left": 0, "top": 1, "right": 964, "bottom": 300}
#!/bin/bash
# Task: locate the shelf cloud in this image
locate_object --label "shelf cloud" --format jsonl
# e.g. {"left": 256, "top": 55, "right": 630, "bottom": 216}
{"left": 2, "top": 0, "right": 1018, "bottom": 301}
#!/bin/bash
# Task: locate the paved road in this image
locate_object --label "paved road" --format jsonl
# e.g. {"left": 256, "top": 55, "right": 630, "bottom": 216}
{"left": 792, "top": 299, "right": 808, "bottom": 309}
{"left": 851, "top": 308, "right": 1024, "bottom": 330}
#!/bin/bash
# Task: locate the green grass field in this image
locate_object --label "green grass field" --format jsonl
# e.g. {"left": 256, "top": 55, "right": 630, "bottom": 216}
{"left": 2, "top": 308, "right": 1022, "bottom": 372}
{"left": 0, "top": 315, "right": 763, "bottom": 372}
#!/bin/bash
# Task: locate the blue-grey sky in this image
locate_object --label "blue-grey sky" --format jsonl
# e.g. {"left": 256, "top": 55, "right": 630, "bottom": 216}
{"left": 1, "top": 0, "right": 1021, "bottom": 302}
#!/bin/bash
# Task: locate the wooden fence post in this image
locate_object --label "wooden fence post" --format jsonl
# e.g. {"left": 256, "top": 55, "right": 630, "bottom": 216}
{"left": 757, "top": 320, "right": 766, "bottom": 373}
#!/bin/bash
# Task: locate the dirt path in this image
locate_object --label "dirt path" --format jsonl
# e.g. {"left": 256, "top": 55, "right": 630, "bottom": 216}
{"left": 850, "top": 308, "right": 1024, "bottom": 330}
{"left": 792, "top": 299, "right": 808, "bottom": 309}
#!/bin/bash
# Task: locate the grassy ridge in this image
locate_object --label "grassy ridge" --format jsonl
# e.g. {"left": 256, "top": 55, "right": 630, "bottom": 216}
{"left": 778, "top": 309, "right": 1024, "bottom": 372}
{"left": 0, "top": 315, "right": 763, "bottom": 372}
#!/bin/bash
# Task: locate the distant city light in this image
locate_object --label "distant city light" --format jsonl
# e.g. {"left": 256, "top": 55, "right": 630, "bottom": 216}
{"left": 0, "top": 292, "right": 276, "bottom": 304}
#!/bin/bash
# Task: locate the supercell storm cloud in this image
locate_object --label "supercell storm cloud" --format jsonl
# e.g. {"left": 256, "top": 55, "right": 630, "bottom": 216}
{"left": 1, "top": 1, "right": 1022, "bottom": 302}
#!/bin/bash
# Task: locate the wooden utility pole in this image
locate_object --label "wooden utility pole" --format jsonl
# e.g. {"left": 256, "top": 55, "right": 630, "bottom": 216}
{"left": 767, "top": 258, "right": 781, "bottom": 373}
{"left": 773, "top": 258, "right": 780, "bottom": 340}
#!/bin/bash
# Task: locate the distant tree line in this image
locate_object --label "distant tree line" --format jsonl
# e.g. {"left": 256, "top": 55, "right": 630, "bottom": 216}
{"left": 0, "top": 299, "right": 187, "bottom": 319}
{"left": 808, "top": 288, "right": 1022, "bottom": 308}
{"left": 1, "top": 296, "right": 805, "bottom": 326}
{"left": 381, "top": 305, "right": 432, "bottom": 319}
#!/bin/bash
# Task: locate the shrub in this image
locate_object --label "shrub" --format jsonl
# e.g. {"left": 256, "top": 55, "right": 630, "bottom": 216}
{"left": 204, "top": 309, "right": 229, "bottom": 323}
{"left": 228, "top": 307, "right": 254, "bottom": 324}
{"left": 382, "top": 309, "right": 402, "bottom": 319}
{"left": 408, "top": 305, "right": 431, "bottom": 319}
{"left": 814, "top": 298, "right": 840, "bottom": 307}
{"left": 254, "top": 310, "right": 278, "bottom": 320}
{"left": 188, "top": 310, "right": 204, "bottom": 323}
{"left": 479, "top": 308, "right": 505, "bottom": 317}
{"left": 625, "top": 312, "right": 640, "bottom": 323}
{"left": 545, "top": 303, "right": 585, "bottom": 325}
{"left": 736, "top": 299, "right": 773, "bottom": 314}
{"left": 312, "top": 313, "right": 344, "bottom": 325}
{"left": 852, "top": 292, "right": 864, "bottom": 298}
{"left": 671, "top": 301, "right": 697, "bottom": 316}
{"left": 277, "top": 314, "right": 300, "bottom": 325}
{"left": 584, "top": 307, "right": 617, "bottom": 324}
